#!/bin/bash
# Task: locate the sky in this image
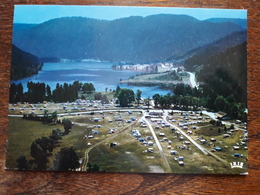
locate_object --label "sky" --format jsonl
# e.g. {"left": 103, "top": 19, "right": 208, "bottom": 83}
{"left": 13, "top": 5, "right": 247, "bottom": 24}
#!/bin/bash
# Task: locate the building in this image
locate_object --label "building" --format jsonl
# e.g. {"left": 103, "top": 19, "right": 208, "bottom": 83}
{"left": 215, "top": 112, "right": 231, "bottom": 120}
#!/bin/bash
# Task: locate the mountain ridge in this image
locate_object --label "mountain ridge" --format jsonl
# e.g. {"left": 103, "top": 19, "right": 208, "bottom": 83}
{"left": 205, "top": 18, "right": 247, "bottom": 29}
{"left": 179, "top": 30, "right": 247, "bottom": 67}
{"left": 12, "top": 14, "right": 245, "bottom": 63}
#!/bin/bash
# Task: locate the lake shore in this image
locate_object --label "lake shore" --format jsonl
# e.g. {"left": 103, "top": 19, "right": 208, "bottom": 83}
{"left": 11, "top": 62, "right": 174, "bottom": 98}
{"left": 119, "top": 72, "right": 191, "bottom": 87}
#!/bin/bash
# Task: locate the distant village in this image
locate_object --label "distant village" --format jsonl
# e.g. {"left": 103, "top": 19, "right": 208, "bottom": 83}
{"left": 112, "top": 62, "right": 185, "bottom": 73}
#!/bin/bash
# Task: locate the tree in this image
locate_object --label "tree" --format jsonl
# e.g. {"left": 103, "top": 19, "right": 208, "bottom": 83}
{"left": 121, "top": 94, "right": 128, "bottom": 107}
{"left": 153, "top": 94, "right": 161, "bottom": 107}
{"left": 9, "top": 83, "right": 17, "bottom": 103}
{"left": 73, "top": 81, "right": 82, "bottom": 91}
{"left": 16, "top": 155, "right": 28, "bottom": 170}
{"left": 214, "top": 95, "right": 228, "bottom": 112}
{"left": 174, "top": 83, "right": 185, "bottom": 96}
{"left": 63, "top": 83, "right": 69, "bottom": 100}
{"left": 51, "top": 111, "right": 58, "bottom": 124}
{"left": 136, "top": 89, "right": 142, "bottom": 106}
{"left": 32, "top": 137, "right": 54, "bottom": 154}
{"left": 147, "top": 96, "right": 151, "bottom": 110}
{"left": 30, "top": 137, "right": 54, "bottom": 170}
{"left": 50, "top": 129, "right": 63, "bottom": 141}
{"left": 82, "top": 83, "right": 88, "bottom": 93}
{"left": 62, "top": 119, "right": 73, "bottom": 134}
{"left": 89, "top": 83, "right": 95, "bottom": 93}
{"left": 54, "top": 147, "right": 80, "bottom": 171}
{"left": 52, "top": 83, "right": 62, "bottom": 102}
{"left": 82, "top": 83, "right": 95, "bottom": 94}
{"left": 16, "top": 82, "right": 24, "bottom": 102}
{"left": 46, "top": 84, "right": 52, "bottom": 100}
{"left": 26, "top": 82, "right": 46, "bottom": 103}
{"left": 52, "top": 82, "right": 78, "bottom": 102}
{"left": 160, "top": 93, "right": 172, "bottom": 108}
{"left": 114, "top": 85, "right": 121, "bottom": 97}
{"left": 101, "top": 94, "right": 109, "bottom": 104}
{"left": 94, "top": 92, "right": 102, "bottom": 100}
{"left": 117, "top": 88, "right": 135, "bottom": 107}
{"left": 226, "top": 94, "right": 236, "bottom": 104}
{"left": 87, "top": 162, "right": 105, "bottom": 172}
{"left": 9, "top": 83, "right": 24, "bottom": 103}
{"left": 43, "top": 110, "right": 50, "bottom": 123}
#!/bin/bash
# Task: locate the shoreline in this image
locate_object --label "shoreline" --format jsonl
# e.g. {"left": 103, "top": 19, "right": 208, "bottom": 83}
{"left": 119, "top": 79, "right": 187, "bottom": 85}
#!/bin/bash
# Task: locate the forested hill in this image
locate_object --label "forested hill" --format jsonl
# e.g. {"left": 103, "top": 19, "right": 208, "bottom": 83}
{"left": 185, "top": 41, "right": 247, "bottom": 104}
{"left": 12, "top": 14, "right": 244, "bottom": 63}
{"left": 205, "top": 18, "right": 247, "bottom": 29}
{"left": 10, "top": 45, "right": 43, "bottom": 80}
{"left": 183, "top": 30, "right": 247, "bottom": 70}
{"left": 13, "top": 23, "right": 37, "bottom": 31}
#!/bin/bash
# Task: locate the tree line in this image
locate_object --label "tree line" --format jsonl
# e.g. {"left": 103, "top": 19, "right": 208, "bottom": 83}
{"left": 9, "top": 81, "right": 95, "bottom": 103}
{"left": 153, "top": 83, "right": 247, "bottom": 121}
{"left": 184, "top": 42, "right": 247, "bottom": 105}
{"left": 10, "top": 79, "right": 246, "bottom": 121}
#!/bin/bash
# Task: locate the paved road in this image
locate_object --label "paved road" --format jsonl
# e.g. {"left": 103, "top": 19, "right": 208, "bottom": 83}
{"left": 10, "top": 107, "right": 233, "bottom": 169}
{"left": 141, "top": 111, "right": 172, "bottom": 173}
{"left": 8, "top": 109, "right": 141, "bottom": 118}
{"left": 162, "top": 112, "right": 209, "bottom": 155}
{"left": 188, "top": 72, "right": 199, "bottom": 88}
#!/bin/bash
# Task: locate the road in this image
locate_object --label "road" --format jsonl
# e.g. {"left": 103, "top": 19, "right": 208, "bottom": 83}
{"left": 10, "top": 107, "right": 172, "bottom": 172}
{"left": 141, "top": 111, "right": 172, "bottom": 173}
{"left": 9, "top": 107, "right": 234, "bottom": 170}
{"left": 162, "top": 112, "right": 208, "bottom": 155}
{"left": 188, "top": 72, "right": 199, "bottom": 88}
{"left": 162, "top": 110, "right": 230, "bottom": 165}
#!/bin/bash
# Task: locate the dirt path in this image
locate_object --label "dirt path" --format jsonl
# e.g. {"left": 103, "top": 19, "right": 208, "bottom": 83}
{"left": 81, "top": 121, "right": 137, "bottom": 171}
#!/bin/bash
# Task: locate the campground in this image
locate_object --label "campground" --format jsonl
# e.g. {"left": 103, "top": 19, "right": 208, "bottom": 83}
{"left": 7, "top": 101, "right": 248, "bottom": 174}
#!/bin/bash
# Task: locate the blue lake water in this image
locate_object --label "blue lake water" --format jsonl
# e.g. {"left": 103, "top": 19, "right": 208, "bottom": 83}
{"left": 11, "top": 62, "right": 172, "bottom": 98}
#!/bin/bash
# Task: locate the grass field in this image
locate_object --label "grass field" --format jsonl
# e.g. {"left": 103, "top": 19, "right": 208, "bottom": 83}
{"left": 6, "top": 117, "right": 61, "bottom": 169}
{"left": 6, "top": 107, "right": 248, "bottom": 174}
{"left": 88, "top": 122, "right": 164, "bottom": 173}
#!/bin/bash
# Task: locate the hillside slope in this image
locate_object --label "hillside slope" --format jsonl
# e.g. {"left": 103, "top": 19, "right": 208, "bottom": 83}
{"left": 10, "top": 45, "right": 43, "bottom": 80}
{"left": 12, "top": 14, "right": 244, "bottom": 63}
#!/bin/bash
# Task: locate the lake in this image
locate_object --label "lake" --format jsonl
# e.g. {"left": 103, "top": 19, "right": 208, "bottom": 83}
{"left": 11, "top": 62, "right": 172, "bottom": 98}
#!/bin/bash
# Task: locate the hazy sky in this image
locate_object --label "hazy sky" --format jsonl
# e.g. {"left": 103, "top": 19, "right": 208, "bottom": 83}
{"left": 13, "top": 5, "right": 247, "bottom": 24}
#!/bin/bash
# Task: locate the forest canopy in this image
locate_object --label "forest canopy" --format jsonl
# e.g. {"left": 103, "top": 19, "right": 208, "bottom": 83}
{"left": 11, "top": 44, "right": 43, "bottom": 80}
